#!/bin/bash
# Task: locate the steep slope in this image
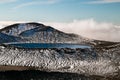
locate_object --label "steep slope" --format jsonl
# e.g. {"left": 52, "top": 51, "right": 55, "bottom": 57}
{"left": 0, "top": 32, "right": 23, "bottom": 43}
{"left": 19, "top": 26, "right": 87, "bottom": 43}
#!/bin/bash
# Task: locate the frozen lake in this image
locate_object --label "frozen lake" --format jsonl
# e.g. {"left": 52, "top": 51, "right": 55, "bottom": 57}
{"left": 5, "top": 43, "right": 91, "bottom": 49}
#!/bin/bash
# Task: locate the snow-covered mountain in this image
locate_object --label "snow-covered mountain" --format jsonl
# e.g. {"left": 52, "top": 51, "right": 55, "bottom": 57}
{"left": 0, "top": 22, "right": 91, "bottom": 43}
{"left": 0, "top": 23, "right": 45, "bottom": 36}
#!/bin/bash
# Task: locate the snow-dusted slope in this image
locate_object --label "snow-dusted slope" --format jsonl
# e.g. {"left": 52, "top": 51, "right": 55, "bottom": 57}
{"left": 0, "top": 45, "right": 119, "bottom": 76}
{"left": 0, "top": 22, "right": 92, "bottom": 44}
{"left": 0, "top": 32, "right": 23, "bottom": 43}
{"left": 0, "top": 42, "right": 120, "bottom": 77}
{"left": 19, "top": 26, "right": 87, "bottom": 43}
{"left": 0, "top": 23, "right": 44, "bottom": 36}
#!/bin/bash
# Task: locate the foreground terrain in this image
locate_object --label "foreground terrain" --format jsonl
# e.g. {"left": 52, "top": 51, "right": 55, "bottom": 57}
{"left": 0, "top": 70, "right": 119, "bottom": 80}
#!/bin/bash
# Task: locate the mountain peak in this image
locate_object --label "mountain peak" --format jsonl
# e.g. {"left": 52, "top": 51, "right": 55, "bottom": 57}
{"left": 0, "top": 22, "right": 46, "bottom": 36}
{"left": 0, "top": 22, "right": 90, "bottom": 43}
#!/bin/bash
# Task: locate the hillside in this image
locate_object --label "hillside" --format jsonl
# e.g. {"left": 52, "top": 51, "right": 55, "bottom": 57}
{"left": 0, "top": 22, "right": 91, "bottom": 43}
{"left": 0, "top": 32, "right": 23, "bottom": 43}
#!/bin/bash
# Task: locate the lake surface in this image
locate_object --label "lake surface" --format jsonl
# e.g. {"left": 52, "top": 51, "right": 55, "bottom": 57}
{"left": 5, "top": 43, "right": 91, "bottom": 49}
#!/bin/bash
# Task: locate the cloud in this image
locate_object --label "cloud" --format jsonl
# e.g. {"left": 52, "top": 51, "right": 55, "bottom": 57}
{"left": 0, "top": 19, "right": 120, "bottom": 42}
{"left": 0, "top": 0, "right": 17, "bottom": 3}
{"left": 43, "top": 19, "right": 120, "bottom": 42}
{"left": 13, "top": 0, "right": 59, "bottom": 9}
{"left": 85, "top": 0, "right": 120, "bottom": 4}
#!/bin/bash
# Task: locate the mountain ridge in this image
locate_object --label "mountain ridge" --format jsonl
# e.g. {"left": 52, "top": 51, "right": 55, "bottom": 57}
{"left": 0, "top": 22, "right": 91, "bottom": 44}
{"left": 0, "top": 22, "right": 119, "bottom": 48}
